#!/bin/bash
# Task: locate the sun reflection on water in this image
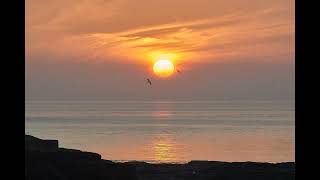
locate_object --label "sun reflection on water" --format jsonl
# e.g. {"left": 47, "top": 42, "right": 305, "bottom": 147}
{"left": 152, "top": 110, "right": 173, "bottom": 118}
{"left": 151, "top": 135, "right": 179, "bottom": 163}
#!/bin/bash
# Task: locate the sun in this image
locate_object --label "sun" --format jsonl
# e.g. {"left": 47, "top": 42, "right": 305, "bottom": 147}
{"left": 153, "top": 59, "right": 175, "bottom": 78}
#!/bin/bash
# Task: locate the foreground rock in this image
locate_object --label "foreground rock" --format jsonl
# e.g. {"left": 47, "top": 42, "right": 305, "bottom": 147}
{"left": 25, "top": 135, "right": 295, "bottom": 180}
{"left": 131, "top": 161, "right": 294, "bottom": 180}
{"left": 25, "top": 135, "right": 137, "bottom": 180}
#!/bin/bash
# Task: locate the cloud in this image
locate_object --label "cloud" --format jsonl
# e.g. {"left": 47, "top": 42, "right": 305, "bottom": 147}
{"left": 26, "top": 0, "right": 294, "bottom": 64}
{"left": 25, "top": 0, "right": 295, "bottom": 100}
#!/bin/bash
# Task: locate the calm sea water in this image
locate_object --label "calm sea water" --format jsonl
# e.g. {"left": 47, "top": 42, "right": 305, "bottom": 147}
{"left": 25, "top": 100, "right": 294, "bottom": 163}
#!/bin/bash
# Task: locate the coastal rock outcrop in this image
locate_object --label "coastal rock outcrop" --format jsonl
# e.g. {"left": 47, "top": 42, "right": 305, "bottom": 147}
{"left": 25, "top": 135, "right": 137, "bottom": 180}
{"left": 25, "top": 135, "right": 295, "bottom": 180}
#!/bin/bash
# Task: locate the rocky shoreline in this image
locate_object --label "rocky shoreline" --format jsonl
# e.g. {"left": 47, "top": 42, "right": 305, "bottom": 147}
{"left": 25, "top": 135, "right": 295, "bottom": 180}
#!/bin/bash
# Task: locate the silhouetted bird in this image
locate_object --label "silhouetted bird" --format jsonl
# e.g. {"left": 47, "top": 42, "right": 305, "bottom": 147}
{"left": 146, "top": 78, "right": 152, "bottom": 86}
{"left": 177, "top": 70, "right": 181, "bottom": 74}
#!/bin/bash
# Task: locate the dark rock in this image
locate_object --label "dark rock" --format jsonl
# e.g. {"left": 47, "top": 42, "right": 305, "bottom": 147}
{"left": 25, "top": 135, "right": 138, "bottom": 180}
{"left": 134, "top": 161, "right": 295, "bottom": 180}
{"left": 25, "top": 135, "right": 295, "bottom": 180}
{"left": 25, "top": 135, "right": 59, "bottom": 152}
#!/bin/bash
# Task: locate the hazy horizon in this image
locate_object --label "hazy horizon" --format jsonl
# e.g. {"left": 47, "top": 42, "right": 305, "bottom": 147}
{"left": 26, "top": 60, "right": 294, "bottom": 100}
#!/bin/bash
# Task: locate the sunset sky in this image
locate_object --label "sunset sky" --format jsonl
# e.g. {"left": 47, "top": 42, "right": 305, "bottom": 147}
{"left": 26, "top": 0, "right": 295, "bottom": 100}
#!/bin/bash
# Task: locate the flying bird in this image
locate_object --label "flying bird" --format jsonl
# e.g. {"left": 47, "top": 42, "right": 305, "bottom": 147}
{"left": 146, "top": 78, "right": 152, "bottom": 86}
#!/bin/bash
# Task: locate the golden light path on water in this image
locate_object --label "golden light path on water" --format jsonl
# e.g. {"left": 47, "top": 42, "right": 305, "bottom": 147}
{"left": 151, "top": 134, "right": 178, "bottom": 162}
{"left": 149, "top": 108, "right": 183, "bottom": 163}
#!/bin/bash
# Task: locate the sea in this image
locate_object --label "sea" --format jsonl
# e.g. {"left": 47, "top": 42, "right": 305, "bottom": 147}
{"left": 25, "top": 100, "right": 295, "bottom": 163}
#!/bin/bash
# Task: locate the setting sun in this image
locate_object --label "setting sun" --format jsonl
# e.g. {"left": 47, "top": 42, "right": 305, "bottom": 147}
{"left": 26, "top": 0, "right": 295, "bottom": 171}
{"left": 153, "top": 59, "right": 175, "bottom": 78}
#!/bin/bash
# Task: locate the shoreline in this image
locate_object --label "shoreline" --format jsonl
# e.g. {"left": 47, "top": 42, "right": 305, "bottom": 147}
{"left": 26, "top": 135, "right": 295, "bottom": 180}
{"left": 111, "top": 159, "right": 294, "bottom": 165}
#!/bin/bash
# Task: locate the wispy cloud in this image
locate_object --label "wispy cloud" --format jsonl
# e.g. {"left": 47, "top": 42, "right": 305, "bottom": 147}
{"left": 26, "top": 0, "right": 294, "bottom": 64}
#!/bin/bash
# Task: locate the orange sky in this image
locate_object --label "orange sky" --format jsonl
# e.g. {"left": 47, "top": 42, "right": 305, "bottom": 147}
{"left": 26, "top": 0, "right": 295, "bottom": 100}
{"left": 26, "top": 0, "right": 294, "bottom": 65}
